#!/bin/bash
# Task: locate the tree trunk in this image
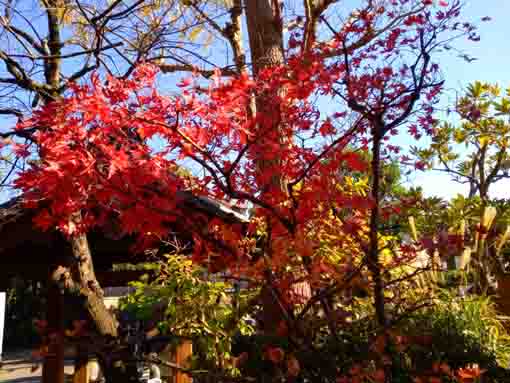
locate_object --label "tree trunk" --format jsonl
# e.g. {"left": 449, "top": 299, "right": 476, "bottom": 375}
{"left": 246, "top": 0, "right": 287, "bottom": 189}
{"left": 40, "top": 2, "right": 119, "bottom": 339}
{"left": 36, "top": 6, "right": 120, "bottom": 381}
{"left": 368, "top": 131, "right": 387, "bottom": 328}
{"left": 468, "top": 182, "right": 477, "bottom": 198}
{"left": 245, "top": 0, "right": 288, "bottom": 334}
{"left": 69, "top": 231, "right": 119, "bottom": 337}
{"left": 245, "top": 0, "right": 284, "bottom": 75}
{"left": 479, "top": 184, "right": 489, "bottom": 204}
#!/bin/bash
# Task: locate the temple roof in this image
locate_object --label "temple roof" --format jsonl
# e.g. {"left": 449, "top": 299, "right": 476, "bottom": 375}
{"left": 0, "top": 193, "right": 248, "bottom": 288}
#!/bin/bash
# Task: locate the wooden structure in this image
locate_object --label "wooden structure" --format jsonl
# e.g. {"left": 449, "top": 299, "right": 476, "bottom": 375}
{"left": 173, "top": 341, "right": 193, "bottom": 383}
{"left": 0, "top": 194, "right": 247, "bottom": 288}
{"left": 0, "top": 194, "right": 247, "bottom": 383}
{"left": 495, "top": 273, "right": 510, "bottom": 326}
{"left": 0, "top": 292, "right": 5, "bottom": 361}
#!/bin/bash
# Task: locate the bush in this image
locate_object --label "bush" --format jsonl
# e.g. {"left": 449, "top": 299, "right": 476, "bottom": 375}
{"left": 399, "top": 292, "right": 510, "bottom": 382}
{"left": 231, "top": 292, "right": 510, "bottom": 382}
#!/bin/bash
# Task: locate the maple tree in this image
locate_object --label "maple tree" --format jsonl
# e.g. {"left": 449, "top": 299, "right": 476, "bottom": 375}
{"left": 0, "top": 0, "right": 245, "bottom": 348}
{"left": 12, "top": 0, "right": 464, "bottom": 282}
{"left": 1, "top": 0, "right": 496, "bottom": 381}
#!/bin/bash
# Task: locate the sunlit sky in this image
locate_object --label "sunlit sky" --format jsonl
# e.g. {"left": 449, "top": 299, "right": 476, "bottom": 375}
{"left": 0, "top": 1, "right": 508, "bottom": 202}
{"left": 407, "top": 0, "right": 510, "bottom": 199}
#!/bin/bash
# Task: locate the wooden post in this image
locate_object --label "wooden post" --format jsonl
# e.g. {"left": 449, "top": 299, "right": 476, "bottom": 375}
{"left": 42, "top": 280, "right": 65, "bottom": 383}
{"left": 174, "top": 341, "right": 193, "bottom": 383}
{"left": 73, "top": 355, "right": 90, "bottom": 383}
{"left": 0, "top": 291, "right": 5, "bottom": 362}
{"left": 496, "top": 273, "right": 510, "bottom": 329}
{"left": 159, "top": 341, "right": 193, "bottom": 383}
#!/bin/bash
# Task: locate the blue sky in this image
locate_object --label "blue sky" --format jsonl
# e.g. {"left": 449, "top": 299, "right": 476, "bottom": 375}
{"left": 408, "top": 0, "right": 510, "bottom": 199}
{"left": 0, "top": 1, "right": 508, "bottom": 202}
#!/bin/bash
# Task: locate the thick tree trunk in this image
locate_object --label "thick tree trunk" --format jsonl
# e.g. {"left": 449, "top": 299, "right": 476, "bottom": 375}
{"left": 69, "top": 231, "right": 119, "bottom": 337}
{"left": 245, "top": 0, "right": 287, "bottom": 190}
{"left": 245, "top": 0, "right": 288, "bottom": 333}
{"left": 245, "top": 0, "right": 284, "bottom": 75}
{"left": 40, "top": 1, "right": 119, "bottom": 340}
{"left": 39, "top": 7, "right": 118, "bottom": 382}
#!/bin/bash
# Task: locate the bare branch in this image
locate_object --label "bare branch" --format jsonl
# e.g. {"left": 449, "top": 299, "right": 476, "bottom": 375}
{"left": 321, "top": 5, "right": 426, "bottom": 59}
{"left": 303, "top": 0, "right": 337, "bottom": 53}
{"left": 0, "top": 19, "right": 45, "bottom": 56}
{"left": 0, "top": 50, "right": 50, "bottom": 96}
{"left": 0, "top": 107, "right": 22, "bottom": 117}
{"left": 158, "top": 62, "right": 236, "bottom": 78}
{"left": 486, "top": 148, "right": 506, "bottom": 186}
{"left": 10, "top": 42, "right": 123, "bottom": 61}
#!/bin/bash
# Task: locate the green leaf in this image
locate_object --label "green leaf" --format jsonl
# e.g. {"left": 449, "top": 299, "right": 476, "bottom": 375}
{"left": 495, "top": 98, "right": 510, "bottom": 114}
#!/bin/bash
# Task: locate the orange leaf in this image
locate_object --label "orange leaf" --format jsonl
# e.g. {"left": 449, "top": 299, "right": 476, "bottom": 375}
{"left": 286, "top": 356, "right": 300, "bottom": 377}
{"left": 456, "top": 364, "right": 486, "bottom": 381}
{"left": 371, "top": 335, "right": 386, "bottom": 353}
{"left": 373, "top": 369, "right": 385, "bottom": 383}
{"left": 265, "top": 346, "right": 285, "bottom": 364}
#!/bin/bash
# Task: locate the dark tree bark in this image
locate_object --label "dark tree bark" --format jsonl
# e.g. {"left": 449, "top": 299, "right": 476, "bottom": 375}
{"left": 245, "top": 0, "right": 289, "bottom": 334}
{"left": 245, "top": 0, "right": 285, "bottom": 75}
{"left": 368, "top": 129, "right": 387, "bottom": 328}
{"left": 245, "top": 0, "right": 287, "bottom": 189}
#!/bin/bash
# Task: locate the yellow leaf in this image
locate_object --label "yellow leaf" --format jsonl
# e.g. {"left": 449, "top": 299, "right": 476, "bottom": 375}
{"left": 453, "top": 129, "right": 466, "bottom": 143}
{"left": 478, "top": 135, "right": 490, "bottom": 146}
{"left": 189, "top": 26, "right": 202, "bottom": 42}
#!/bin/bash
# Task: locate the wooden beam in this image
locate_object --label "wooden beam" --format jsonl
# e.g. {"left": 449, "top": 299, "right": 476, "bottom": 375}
{"left": 42, "top": 275, "right": 65, "bottom": 383}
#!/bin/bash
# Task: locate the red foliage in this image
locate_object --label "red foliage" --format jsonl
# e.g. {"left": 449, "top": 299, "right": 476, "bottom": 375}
{"left": 9, "top": 0, "right": 470, "bottom": 293}
{"left": 265, "top": 346, "right": 285, "bottom": 364}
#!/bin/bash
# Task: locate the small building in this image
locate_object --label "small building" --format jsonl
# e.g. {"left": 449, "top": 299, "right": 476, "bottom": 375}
{"left": 0, "top": 193, "right": 248, "bottom": 383}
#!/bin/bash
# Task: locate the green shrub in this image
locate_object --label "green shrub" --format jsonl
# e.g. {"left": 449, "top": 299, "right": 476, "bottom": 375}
{"left": 232, "top": 291, "right": 510, "bottom": 382}
{"left": 399, "top": 291, "right": 510, "bottom": 382}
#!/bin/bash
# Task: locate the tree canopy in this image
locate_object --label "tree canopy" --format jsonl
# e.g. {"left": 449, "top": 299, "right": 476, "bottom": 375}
{"left": 4, "top": 1, "right": 510, "bottom": 382}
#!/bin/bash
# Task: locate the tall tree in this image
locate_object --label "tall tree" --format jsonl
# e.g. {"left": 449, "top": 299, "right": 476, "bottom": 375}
{"left": 0, "top": 4, "right": 482, "bottom": 382}
{"left": 10, "top": 0, "right": 474, "bottom": 341}
{"left": 0, "top": 0, "right": 454, "bottom": 337}
{"left": 0, "top": 0, "right": 216, "bottom": 340}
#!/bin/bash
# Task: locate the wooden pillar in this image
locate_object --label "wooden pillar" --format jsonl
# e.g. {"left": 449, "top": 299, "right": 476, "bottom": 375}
{"left": 42, "top": 281, "right": 65, "bottom": 383}
{"left": 174, "top": 341, "right": 193, "bottom": 383}
{"left": 0, "top": 291, "right": 5, "bottom": 361}
{"left": 160, "top": 341, "right": 193, "bottom": 383}
{"left": 72, "top": 355, "right": 89, "bottom": 383}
